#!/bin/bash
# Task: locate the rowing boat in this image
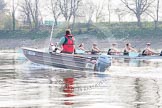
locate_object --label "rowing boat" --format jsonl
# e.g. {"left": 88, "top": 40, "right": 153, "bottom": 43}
{"left": 76, "top": 51, "right": 162, "bottom": 60}
{"left": 22, "top": 47, "right": 111, "bottom": 72}
{"left": 109, "top": 54, "right": 162, "bottom": 60}
{"left": 107, "top": 51, "right": 162, "bottom": 60}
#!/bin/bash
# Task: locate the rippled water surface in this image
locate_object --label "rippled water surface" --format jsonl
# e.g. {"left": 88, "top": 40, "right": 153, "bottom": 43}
{"left": 1, "top": 50, "right": 162, "bottom": 108}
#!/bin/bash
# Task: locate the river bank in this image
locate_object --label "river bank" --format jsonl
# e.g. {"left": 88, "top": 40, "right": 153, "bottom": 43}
{"left": 0, "top": 34, "right": 162, "bottom": 52}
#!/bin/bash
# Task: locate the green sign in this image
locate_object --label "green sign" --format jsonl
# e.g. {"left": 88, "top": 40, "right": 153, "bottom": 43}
{"left": 44, "top": 21, "right": 54, "bottom": 26}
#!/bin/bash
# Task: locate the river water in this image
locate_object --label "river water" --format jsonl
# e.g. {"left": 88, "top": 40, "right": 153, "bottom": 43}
{"left": 1, "top": 50, "right": 162, "bottom": 108}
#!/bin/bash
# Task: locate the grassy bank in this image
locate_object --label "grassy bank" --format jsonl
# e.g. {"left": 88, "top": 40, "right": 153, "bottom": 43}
{"left": 0, "top": 30, "right": 49, "bottom": 39}
{"left": 0, "top": 22, "right": 162, "bottom": 39}
{"left": 71, "top": 22, "right": 162, "bottom": 39}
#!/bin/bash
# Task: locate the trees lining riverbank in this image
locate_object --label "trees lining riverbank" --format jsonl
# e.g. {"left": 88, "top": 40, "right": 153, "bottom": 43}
{"left": 0, "top": 22, "right": 162, "bottom": 39}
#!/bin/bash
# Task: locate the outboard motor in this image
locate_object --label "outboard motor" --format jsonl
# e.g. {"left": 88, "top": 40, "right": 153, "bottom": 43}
{"left": 95, "top": 54, "right": 112, "bottom": 72}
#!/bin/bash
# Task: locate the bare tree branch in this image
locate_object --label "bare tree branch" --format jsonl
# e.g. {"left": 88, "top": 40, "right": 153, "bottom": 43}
{"left": 145, "top": 0, "right": 159, "bottom": 29}
{"left": 50, "top": 0, "right": 61, "bottom": 26}
{"left": 121, "top": 0, "right": 155, "bottom": 27}
{"left": 58, "top": 0, "right": 82, "bottom": 25}
{"left": 0, "top": 0, "right": 5, "bottom": 11}
{"left": 20, "top": 0, "right": 41, "bottom": 30}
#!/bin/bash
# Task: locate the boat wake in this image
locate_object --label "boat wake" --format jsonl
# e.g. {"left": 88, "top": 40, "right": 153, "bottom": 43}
{"left": 16, "top": 61, "right": 60, "bottom": 72}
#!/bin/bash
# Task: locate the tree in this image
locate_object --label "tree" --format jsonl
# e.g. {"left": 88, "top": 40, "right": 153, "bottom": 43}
{"left": 20, "top": 0, "right": 41, "bottom": 30}
{"left": 71, "top": 0, "right": 82, "bottom": 26}
{"left": 84, "top": 1, "right": 95, "bottom": 24}
{"left": 121, "top": 0, "right": 154, "bottom": 27}
{"left": 146, "top": 0, "right": 159, "bottom": 29}
{"left": 0, "top": 0, "right": 5, "bottom": 11}
{"left": 49, "top": 0, "right": 61, "bottom": 26}
{"left": 58, "top": 0, "right": 82, "bottom": 25}
{"left": 30, "top": 0, "right": 40, "bottom": 30}
{"left": 5, "top": 0, "right": 18, "bottom": 31}
{"left": 11, "top": 0, "right": 18, "bottom": 31}
{"left": 20, "top": 0, "right": 32, "bottom": 28}
{"left": 107, "top": 0, "right": 111, "bottom": 23}
{"left": 156, "top": 0, "right": 159, "bottom": 22}
{"left": 58, "top": 0, "right": 72, "bottom": 23}
{"left": 155, "top": 0, "right": 159, "bottom": 28}
{"left": 95, "top": 1, "right": 105, "bottom": 22}
{"left": 82, "top": 1, "right": 95, "bottom": 30}
{"left": 115, "top": 8, "right": 126, "bottom": 22}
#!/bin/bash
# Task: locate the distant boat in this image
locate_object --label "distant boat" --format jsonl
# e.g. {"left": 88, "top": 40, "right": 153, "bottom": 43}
{"left": 22, "top": 47, "right": 111, "bottom": 72}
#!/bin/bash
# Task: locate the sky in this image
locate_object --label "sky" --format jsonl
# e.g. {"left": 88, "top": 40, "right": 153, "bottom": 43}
{"left": 4, "top": 0, "right": 162, "bottom": 22}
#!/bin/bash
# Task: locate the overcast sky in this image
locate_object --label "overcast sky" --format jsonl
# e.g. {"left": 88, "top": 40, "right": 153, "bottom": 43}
{"left": 4, "top": 0, "right": 162, "bottom": 22}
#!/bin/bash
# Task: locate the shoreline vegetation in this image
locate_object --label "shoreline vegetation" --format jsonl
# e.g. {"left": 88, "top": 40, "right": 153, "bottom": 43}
{"left": 0, "top": 22, "right": 162, "bottom": 51}
{"left": 1, "top": 0, "right": 162, "bottom": 51}
{"left": 1, "top": 22, "right": 162, "bottom": 39}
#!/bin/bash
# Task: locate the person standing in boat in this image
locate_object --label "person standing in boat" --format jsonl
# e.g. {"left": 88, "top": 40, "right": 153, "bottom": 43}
{"left": 142, "top": 43, "right": 155, "bottom": 56}
{"left": 59, "top": 29, "right": 75, "bottom": 54}
{"left": 107, "top": 43, "right": 120, "bottom": 55}
{"left": 123, "top": 43, "right": 137, "bottom": 55}
{"left": 91, "top": 43, "right": 100, "bottom": 54}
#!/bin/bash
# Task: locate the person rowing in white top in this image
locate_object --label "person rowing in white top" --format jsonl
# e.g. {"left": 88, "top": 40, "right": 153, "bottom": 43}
{"left": 91, "top": 43, "right": 100, "bottom": 54}
{"left": 107, "top": 43, "right": 120, "bottom": 55}
{"left": 142, "top": 43, "right": 155, "bottom": 56}
{"left": 78, "top": 43, "right": 85, "bottom": 51}
{"left": 123, "top": 43, "right": 137, "bottom": 55}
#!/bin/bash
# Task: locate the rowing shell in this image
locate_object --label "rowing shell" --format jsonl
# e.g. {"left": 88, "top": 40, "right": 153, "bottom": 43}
{"left": 76, "top": 53, "right": 162, "bottom": 60}
{"left": 109, "top": 54, "right": 162, "bottom": 60}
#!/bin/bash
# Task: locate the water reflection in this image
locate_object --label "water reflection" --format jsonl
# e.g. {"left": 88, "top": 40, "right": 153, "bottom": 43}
{"left": 1, "top": 51, "right": 162, "bottom": 107}
{"left": 112, "top": 58, "right": 162, "bottom": 67}
{"left": 133, "top": 78, "right": 161, "bottom": 108}
{"left": 63, "top": 77, "right": 75, "bottom": 105}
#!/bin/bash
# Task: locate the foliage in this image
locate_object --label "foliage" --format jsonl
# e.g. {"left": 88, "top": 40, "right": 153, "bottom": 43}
{"left": 0, "top": 22, "right": 162, "bottom": 39}
{"left": 0, "top": 30, "right": 49, "bottom": 39}
{"left": 0, "top": 14, "right": 12, "bottom": 30}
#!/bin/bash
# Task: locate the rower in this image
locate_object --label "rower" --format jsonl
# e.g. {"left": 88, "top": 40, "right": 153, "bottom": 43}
{"left": 78, "top": 43, "right": 85, "bottom": 51}
{"left": 75, "top": 43, "right": 85, "bottom": 54}
{"left": 107, "top": 43, "right": 119, "bottom": 55}
{"left": 142, "top": 43, "right": 155, "bottom": 56}
{"left": 91, "top": 43, "right": 100, "bottom": 54}
{"left": 123, "top": 43, "right": 137, "bottom": 55}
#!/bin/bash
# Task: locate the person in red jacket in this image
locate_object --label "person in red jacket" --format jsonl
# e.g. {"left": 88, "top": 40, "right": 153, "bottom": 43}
{"left": 59, "top": 29, "right": 75, "bottom": 54}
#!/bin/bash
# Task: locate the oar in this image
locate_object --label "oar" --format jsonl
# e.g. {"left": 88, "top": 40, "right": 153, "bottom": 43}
{"left": 49, "top": 21, "right": 55, "bottom": 45}
{"left": 85, "top": 50, "right": 124, "bottom": 54}
{"left": 151, "top": 52, "right": 162, "bottom": 56}
{"left": 153, "top": 50, "right": 162, "bottom": 55}
{"left": 84, "top": 50, "right": 162, "bottom": 57}
{"left": 85, "top": 50, "right": 107, "bottom": 53}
